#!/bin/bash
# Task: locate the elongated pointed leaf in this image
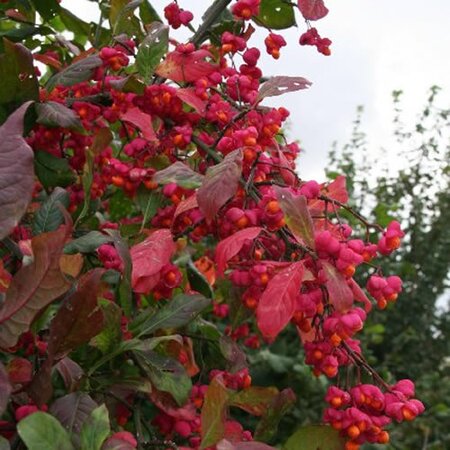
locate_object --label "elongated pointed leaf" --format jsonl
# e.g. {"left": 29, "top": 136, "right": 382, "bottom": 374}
{"left": 256, "top": 262, "right": 304, "bottom": 338}
{"left": 132, "top": 293, "right": 211, "bottom": 337}
{"left": 197, "top": 150, "right": 243, "bottom": 221}
{"left": 64, "top": 231, "right": 114, "bottom": 254}
{"left": 136, "top": 22, "right": 168, "bottom": 82}
{"left": 200, "top": 376, "right": 230, "bottom": 449}
{"left": 80, "top": 405, "right": 111, "bottom": 450}
{"left": 257, "top": 76, "right": 312, "bottom": 103}
{"left": 0, "top": 226, "right": 71, "bottom": 348}
{"left": 17, "top": 412, "right": 74, "bottom": 450}
{"left": 153, "top": 161, "right": 204, "bottom": 189}
{"left": 120, "top": 107, "right": 156, "bottom": 141}
{"left": 47, "top": 56, "right": 102, "bottom": 92}
{"left": 133, "top": 350, "right": 192, "bottom": 406}
{"left": 254, "top": 388, "right": 296, "bottom": 442}
{"left": 0, "top": 101, "right": 34, "bottom": 240}
{"left": 36, "top": 101, "right": 82, "bottom": 130}
{"left": 130, "top": 229, "right": 175, "bottom": 294}
{"left": 322, "top": 261, "right": 353, "bottom": 312}
{"left": 215, "top": 227, "right": 263, "bottom": 276}
{"left": 32, "top": 187, "right": 70, "bottom": 235}
{"left": 283, "top": 425, "right": 345, "bottom": 450}
{"left": 0, "top": 362, "right": 12, "bottom": 416}
{"left": 275, "top": 187, "right": 315, "bottom": 249}
{"left": 50, "top": 393, "right": 98, "bottom": 448}
{"left": 230, "top": 387, "right": 279, "bottom": 416}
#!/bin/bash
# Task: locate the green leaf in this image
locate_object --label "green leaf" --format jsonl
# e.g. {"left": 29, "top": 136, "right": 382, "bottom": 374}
{"left": 17, "top": 412, "right": 74, "bottom": 450}
{"left": 112, "top": 0, "right": 143, "bottom": 37}
{"left": 108, "top": 189, "right": 135, "bottom": 221}
{"left": 0, "top": 39, "right": 39, "bottom": 113}
{"left": 105, "top": 229, "right": 133, "bottom": 317}
{"left": 230, "top": 387, "right": 279, "bottom": 416}
{"left": 139, "top": 0, "right": 162, "bottom": 24}
{"left": 0, "top": 436, "right": 10, "bottom": 450}
{"left": 131, "top": 293, "right": 211, "bottom": 337}
{"left": 109, "top": 75, "right": 145, "bottom": 94}
{"left": 32, "top": 187, "right": 70, "bottom": 235}
{"left": 91, "top": 301, "right": 122, "bottom": 354}
{"left": 283, "top": 425, "right": 345, "bottom": 450}
{"left": 35, "top": 101, "right": 83, "bottom": 131}
{"left": 80, "top": 404, "right": 111, "bottom": 450}
{"left": 200, "top": 376, "right": 230, "bottom": 449}
{"left": 255, "top": 389, "right": 296, "bottom": 442}
{"left": 134, "top": 350, "right": 192, "bottom": 406}
{"left": 46, "top": 55, "right": 102, "bottom": 92}
{"left": 136, "top": 186, "right": 162, "bottom": 232}
{"left": 186, "top": 260, "right": 214, "bottom": 299}
{"left": 59, "top": 7, "right": 91, "bottom": 39}
{"left": 254, "top": 0, "right": 296, "bottom": 29}
{"left": 30, "top": 0, "right": 60, "bottom": 21}
{"left": 34, "top": 151, "right": 76, "bottom": 190}
{"left": 64, "top": 231, "right": 114, "bottom": 254}
{"left": 136, "top": 22, "right": 169, "bottom": 82}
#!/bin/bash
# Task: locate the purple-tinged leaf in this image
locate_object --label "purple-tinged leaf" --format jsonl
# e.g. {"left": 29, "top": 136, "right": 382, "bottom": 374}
{"left": 35, "top": 101, "right": 82, "bottom": 130}
{"left": 197, "top": 149, "right": 243, "bottom": 221}
{"left": 275, "top": 186, "right": 315, "bottom": 249}
{"left": 0, "top": 362, "right": 12, "bottom": 416}
{"left": 55, "top": 358, "right": 84, "bottom": 392}
{"left": 257, "top": 76, "right": 312, "bottom": 102}
{"left": 50, "top": 392, "right": 98, "bottom": 448}
{"left": 0, "top": 101, "right": 34, "bottom": 240}
{"left": 46, "top": 55, "right": 102, "bottom": 92}
{"left": 0, "top": 226, "right": 71, "bottom": 349}
{"left": 322, "top": 261, "right": 354, "bottom": 313}
{"left": 153, "top": 161, "right": 205, "bottom": 189}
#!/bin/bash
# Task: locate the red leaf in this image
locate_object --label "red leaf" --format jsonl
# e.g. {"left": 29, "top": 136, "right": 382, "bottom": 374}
{"left": 326, "top": 175, "right": 348, "bottom": 203}
{"left": 120, "top": 106, "right": 156, "bottom": 141}
{"left": 156, "top": 49, "right": 216, "bottom": 83}
{"left": 130, "top": 229, "right": 176, "bottom": 294}
{"left": 348, "top": 278, "right": 372, "bottom": 312}
{"left": 298, "top": 0, "right": 329, "bottom": 21}
{"left": 0, "top": 101, "right": 35, "bottom": 240}
{"left": 6, "top": 357, "right": 32, "bottom": 384}
{"left": 0, "top": 226, "right": 71, "bottom": 349}
{"left": 0, "top": 362, "right": 12, "bottom": 416}
{"left": 215, "top": 227, "right": 263, "bottom": 276}
{"left": 150, "top": 389, "right": 197, "bottom": 421}
{"left": 197, "top": 150, "right": 243, "bottom": 221}
{"left": 277, "top": 148, "right": 296, "bottom": 186}
{"left": 176, "top": 88, "right": 207, "bottom": 114}
{"left": 173, "top": 194, "right": 199, "bottom": 224}
{"left": 322, "top": 261, "right": 353, "bottom": 313}
{"left": 48, "top": 269, "right": 105, "bottom": 358}
{"left": 256, "top": 262, "right": 304, "bottom": 338}
{"left": 275, "top": 187, "right": 315, "bottom": 249}
{"left": 257, "top": 76, "right": 312, "bottom": 103}
{"left": 200, "top": 376, "right": 230, "bottom": 449}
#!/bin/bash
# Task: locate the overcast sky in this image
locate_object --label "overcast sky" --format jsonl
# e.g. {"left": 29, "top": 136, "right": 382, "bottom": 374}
{"left": 62, "top": 0, "right": 450, "bottom": 181}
